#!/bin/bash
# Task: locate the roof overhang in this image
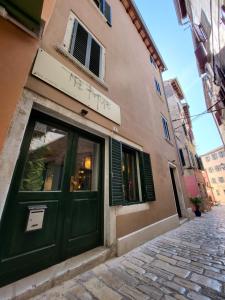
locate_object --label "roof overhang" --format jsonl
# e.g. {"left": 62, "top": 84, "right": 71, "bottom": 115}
{"left": 120, "top": 0, "right": 167, "bottom": 72}
{"left": 171, "top": 78, "right": 185, "bottom": 100}
{"left": 0, "top": 0, "right": 44, "bottom": 35}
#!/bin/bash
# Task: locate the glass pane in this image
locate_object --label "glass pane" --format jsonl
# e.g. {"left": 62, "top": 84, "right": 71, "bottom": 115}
{"left": 20, "top": 122, "right": 67, "bottom": 191}
{"left": 70, "top": 137, "right": 100, "bottom": 191}
{"left": 122, "top": 148, "right": 139, "bottom": 202}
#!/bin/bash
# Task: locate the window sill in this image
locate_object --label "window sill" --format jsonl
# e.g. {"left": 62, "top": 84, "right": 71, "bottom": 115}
{"left": 116, "top": 202, "right": 151, "bottom": 216}
{"left": 56, "top": 45, "right": 109, "bottom": 91}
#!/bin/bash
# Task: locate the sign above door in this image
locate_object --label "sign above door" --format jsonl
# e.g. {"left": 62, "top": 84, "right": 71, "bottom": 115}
{"left": 32, "top": 49, "right": 121, "bottom": 125}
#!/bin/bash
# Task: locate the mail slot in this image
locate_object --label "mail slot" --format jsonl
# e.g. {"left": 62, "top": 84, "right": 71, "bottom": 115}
{"left": 26, "top": 205, "right": 47, "bottom": 232}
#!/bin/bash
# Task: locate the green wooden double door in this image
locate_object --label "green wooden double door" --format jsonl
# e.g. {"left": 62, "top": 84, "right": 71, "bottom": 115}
{"left": 0, "top": 111, "right": 104, "bottom": 286}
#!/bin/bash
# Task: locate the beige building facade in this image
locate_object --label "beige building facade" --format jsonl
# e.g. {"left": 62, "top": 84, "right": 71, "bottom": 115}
{"left": 201, "top": 146, "right": 225, "bottom": 203}
{"left": 0, "top": 0, "right": 189, "bottom": 297}
{"left": 174, "top": 0, "right": 225, "bottom": 145}
{"left": 165, "top": 79, "right": 211, "bottom": 208}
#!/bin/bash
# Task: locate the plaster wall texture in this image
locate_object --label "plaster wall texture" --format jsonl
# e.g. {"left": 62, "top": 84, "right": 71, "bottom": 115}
{"left": 185, "top": 0, "right": 225, "bottom": 144}
{"left": 201, "top": 146, "right": 225, "bottom": 203}
{"left": 0, "top": 19, "right": 38, "bottom": 153}
{"left": 23, "top": 0, "right": 187, "bottom": 236}
{"left": 0, "top": 0, "right": 56, "bottom": 154}
{"left": 164, "top": 80, "right": 205, "bottom": 201}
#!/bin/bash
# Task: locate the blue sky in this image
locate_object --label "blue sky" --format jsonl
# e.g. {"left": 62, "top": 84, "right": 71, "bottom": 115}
{"left": 134, "top": 0, "right": 222, "bottom": 155}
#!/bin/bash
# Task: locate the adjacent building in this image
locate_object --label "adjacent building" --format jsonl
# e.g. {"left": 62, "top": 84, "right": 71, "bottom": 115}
{"left": 174, "top": 0, "right": 225, "bottom": 145}
{"left": 0, "top": 0, "right": 189, "bottom": 296}
{"left": 164, "top": 79, "right": 210, "bottom": 208}
{"left": 201, "top": 146, "right": 225, "bottom": 203}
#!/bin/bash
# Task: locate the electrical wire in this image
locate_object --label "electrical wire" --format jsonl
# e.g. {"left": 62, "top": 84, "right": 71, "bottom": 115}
{"left": 172, "top": 107, "right": 224, "bottom": 122}
{"left": 173, "top": 107, "right": 224, "bottom": 131}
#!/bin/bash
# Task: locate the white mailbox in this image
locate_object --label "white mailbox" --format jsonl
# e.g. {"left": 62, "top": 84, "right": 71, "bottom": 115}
{"left": 26, "top": 205, "right": 47, "bottom": 232}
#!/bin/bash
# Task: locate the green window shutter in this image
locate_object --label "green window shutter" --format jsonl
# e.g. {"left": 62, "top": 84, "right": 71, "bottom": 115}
{"left": 109, "top": 138, "right": 123, "bottom": 206}
{"left": 104, "top": 1, "right": 112, "bottom": 26}
{"left": 140, "top": 152, "right": 155, "bottom": 201}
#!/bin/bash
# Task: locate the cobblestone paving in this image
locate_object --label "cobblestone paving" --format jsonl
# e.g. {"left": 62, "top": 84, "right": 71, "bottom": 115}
{"left": 33, "top": 206, "right": 225, "bottom": 300}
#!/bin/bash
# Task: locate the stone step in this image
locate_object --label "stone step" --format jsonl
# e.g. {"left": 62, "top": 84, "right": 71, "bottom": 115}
{"left": 0, "top": 246, "right": 113, "bottom": 300}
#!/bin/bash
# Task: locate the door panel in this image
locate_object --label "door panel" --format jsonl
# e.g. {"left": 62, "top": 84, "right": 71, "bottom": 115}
{"left": 62, "top": 135, "right": 103, "bottom": 258}
{"left": 3, "top": 198, "right": 59, "bottom": 258}
{"left": 70, "top": 194, "right": 98, "bottom": 238}
{"left": 0, "top": 112, "right": 104, "bottom": 286}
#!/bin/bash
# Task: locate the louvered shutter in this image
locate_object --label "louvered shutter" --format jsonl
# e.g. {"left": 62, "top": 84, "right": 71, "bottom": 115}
{"left": 109, "top": 138, "right": 123, "bottom": 206}
{"left": 140, "top": 152, "right": 155, "bottom": 201}
{"left": 104, "top": 1, "right": 112, "bottom": 26}
{"left": 71, "top": 22, "right": 88, "bottom": 66}
{"left": 89, "top": 39, "right": 101, "bottom": 77}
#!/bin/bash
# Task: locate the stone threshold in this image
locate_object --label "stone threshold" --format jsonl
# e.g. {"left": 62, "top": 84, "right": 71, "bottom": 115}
{"left": 0, "top": 246, "right": 113, "bottom": 300}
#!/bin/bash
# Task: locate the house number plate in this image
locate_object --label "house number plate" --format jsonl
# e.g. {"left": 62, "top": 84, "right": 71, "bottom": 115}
{"left": 26, "top": 205, "right": 47, "bottom": 232}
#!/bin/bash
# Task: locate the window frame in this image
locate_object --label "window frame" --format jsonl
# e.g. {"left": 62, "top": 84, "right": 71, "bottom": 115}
{"left": 122, "top": 145, "right": 142, "bottom": 204}
{"left": 218, "top": 177, "right": 225, "bottom": 183}
{"left": 154, "top": 78, "right": 162, "bottom": 95}
{"left": 179, "top": 148, "right": 186, "bottom": 166}
{"left": 211, "top": 153, "right": 218, "bottom": 160}
{"left": 211, "top": 178, "right": 216, "bottom": 184}
{"left": 161, "top": 115, "right": 171, "bottom": 141}
{"left": 63, "top": 12, "right": 105, "bottom": 80}
{"left": 91, "top": 0, "right": 112, "bottom": 26}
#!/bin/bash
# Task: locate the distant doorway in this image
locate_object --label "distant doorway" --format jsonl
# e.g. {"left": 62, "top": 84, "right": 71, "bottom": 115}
{"left": 169, "top": 167, "right": 182, "bottom": 218}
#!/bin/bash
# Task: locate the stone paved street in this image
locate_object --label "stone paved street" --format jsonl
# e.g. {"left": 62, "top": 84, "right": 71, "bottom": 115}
{"left": 33, "top": 206, "right": 225, "bottom": 300}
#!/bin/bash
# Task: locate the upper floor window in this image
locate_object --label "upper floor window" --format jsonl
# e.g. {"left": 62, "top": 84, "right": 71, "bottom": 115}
{"left": 211, "top": 153, "right": 218, "bottom": 160}
{"left": 161, "top": 116, "right": 170, "bottom": 141}
{"left": 218, "top": 177, "right": 225, "bottom": 183}
{"left": 190, "top": 152, "right": 196, "bottom": 168}
{"left": 92, "top": 0, "right": 112, "bottom": 26}
{"left": 208, "top": 167, "right": 213, "bottom": 173}
{"left": 215, "top": 165, "right": 221, "bottom": 172}
{"left": 150, "top": 55, "right": 157, "bottom": 68}
{"left": 212, "top": 178, "right": 216, "bottom": 184}
{"left": 205, "top": 156, "right": 210, "bottom": 162}
{"left": 219, "top": 150, "right": 225, "bottom": 158}
{"left": 216, "top": 189, "right": 220, "bottom": 196}
{"left": 67, "top": 16, "right": 105, "bottom": 79}
{"left": 155, "top": 79, "right": 161, "bottom": 95}
{"left": 179, "top": 149, "right": 186, "bottom": 166}
{"left": 182, "top": 123, "right": 187, "bottom": 136}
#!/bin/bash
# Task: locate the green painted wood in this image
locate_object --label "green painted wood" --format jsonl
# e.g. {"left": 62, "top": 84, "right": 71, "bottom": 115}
{"left": 140, "top": 152, "right": 155, "bottom": 201}
{"left": 109, "top": 138, "right": 123, "bottom": 206}
{"left": 0, "top": 111, "right": 103, "bottom": 287}
{"left": 0, "top": 0, "right": 44, "bottom": 33}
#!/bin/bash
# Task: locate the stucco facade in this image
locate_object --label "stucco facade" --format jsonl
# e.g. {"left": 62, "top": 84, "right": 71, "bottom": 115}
{"left": 174, "top": 0, "right": 225, "bottom": 146}
{"left": 201, "top": 146, "right": 225, "bottom": 203}
{"left": 165, "top": 79, "right": 210, "bottom": 208}
{"left": 0, "top": 0, "right": 189, "bottom": 295}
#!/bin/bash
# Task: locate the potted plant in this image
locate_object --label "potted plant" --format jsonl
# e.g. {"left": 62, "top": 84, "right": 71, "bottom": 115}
{"left": 190, "top": 197, "right": 202, "bottom": 217}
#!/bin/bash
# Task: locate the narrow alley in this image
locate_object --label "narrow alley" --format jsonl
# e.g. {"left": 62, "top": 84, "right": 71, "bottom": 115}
{"left": 33, "top": 207, "right": 225, "bottom": 300}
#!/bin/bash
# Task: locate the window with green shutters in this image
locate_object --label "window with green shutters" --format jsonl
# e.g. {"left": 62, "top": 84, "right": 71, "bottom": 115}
{"left": 109, "top": 138, "right": 155, "bottom": 206}
{"left": 69, "top": 19, "right": 103, "bottom": 78}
